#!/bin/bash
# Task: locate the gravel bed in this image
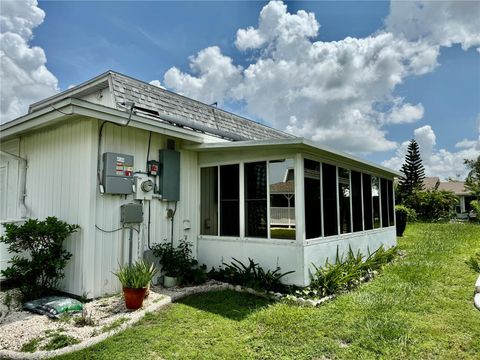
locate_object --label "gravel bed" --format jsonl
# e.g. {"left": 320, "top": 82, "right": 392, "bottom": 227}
{"left": 0, "top": 280, "right": 232, "bottom": 358}
{"left": 0, "top": 287, "right": 166, "bottom": 352}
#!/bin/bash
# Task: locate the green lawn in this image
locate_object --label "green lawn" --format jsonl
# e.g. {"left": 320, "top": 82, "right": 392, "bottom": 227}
{"left": 56, "top": 223, "right": 480, "bottom": 360}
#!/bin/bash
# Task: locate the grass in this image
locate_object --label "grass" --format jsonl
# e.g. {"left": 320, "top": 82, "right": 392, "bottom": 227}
{"left": 55, "top": 223, "right": 480, "bottom": 359}
{"left": 270, "top": 228, "right": 295, "bottom": 239}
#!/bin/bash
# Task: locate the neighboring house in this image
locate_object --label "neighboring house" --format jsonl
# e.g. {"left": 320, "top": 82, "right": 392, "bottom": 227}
{"left": 422, "top": 177, "right": 476, "bottom": 216}
{"left": 0, "top": 71, "right": 399, "bottom": 297}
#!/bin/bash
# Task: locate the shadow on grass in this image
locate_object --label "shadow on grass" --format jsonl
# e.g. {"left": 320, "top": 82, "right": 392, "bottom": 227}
{"left": 176, "top": 289, "right": 272, "bottom": 321}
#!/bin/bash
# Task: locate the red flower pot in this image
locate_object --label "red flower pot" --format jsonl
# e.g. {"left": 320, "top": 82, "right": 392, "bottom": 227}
{"left": 123, "top": 287, "right": 147, "bottom": 310}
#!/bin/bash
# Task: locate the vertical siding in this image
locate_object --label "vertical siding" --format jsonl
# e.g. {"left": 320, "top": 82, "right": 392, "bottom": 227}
{"left": 18, "top": 119, "right": 97, "bottom": 296}
{"left": 94, "top": 123, "right": 199, "bottom": 297}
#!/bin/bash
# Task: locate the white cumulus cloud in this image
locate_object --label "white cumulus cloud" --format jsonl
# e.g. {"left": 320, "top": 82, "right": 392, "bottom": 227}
{"left": 386, "top": 0, "right": 480, "bottom": 50}
{"left": 382, "top": 125, "right": 480, "bottom": 180}
{"left": 0, "top": 0, "right": 58, "bottom": 123}
{"left": 164, "top": 46, "right": 243, "bottom": 106}
{"left": 162, "top": 1, "right": 479, "bottom": 154}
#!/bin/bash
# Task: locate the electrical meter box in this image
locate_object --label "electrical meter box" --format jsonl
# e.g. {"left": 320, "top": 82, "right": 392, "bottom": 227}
{"left": 159, "top": 149, "right": 180, "bottom": 201}
{"left": 120, "top": 203, "right": 143, "bottom": 223}
{"left": 103, "top": 152, "right": 134, "bottom": 194}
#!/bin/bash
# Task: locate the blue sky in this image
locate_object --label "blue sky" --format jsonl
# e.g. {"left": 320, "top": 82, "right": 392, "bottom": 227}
{"left": 2, "top": 1, "right": 479, "bottom": 178}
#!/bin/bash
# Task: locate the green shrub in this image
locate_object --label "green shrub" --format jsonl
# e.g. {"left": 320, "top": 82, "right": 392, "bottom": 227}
{"left": 0, "top": 217, "right": 79, "bottom": 299}
{"left": 305, "top": 245, "right": 397, "bottom": 298}
{"left": 113, "top": 260, "right": 157, "bottom": 289}
{"left": 152, "top": 240, "right": 208, "bottom": 285}
{"left": 395, "top": 205, "right": 417, "bottom": 222}
{"left": 404, "top": 190, "right": 458, "bottom": 222}
{"left": 210, "top": 257, "right": 294, "bottom": 293}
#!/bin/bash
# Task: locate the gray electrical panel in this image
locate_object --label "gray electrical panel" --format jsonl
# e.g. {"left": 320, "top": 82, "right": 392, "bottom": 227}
{"left": 121, "top": 203, "right": 143, "bottom": 223}
{"left": 102, "top": 152, "right": 134, "bottom": 194}
{"left": 159, "top": 149, "right": 180, "bottom": 201}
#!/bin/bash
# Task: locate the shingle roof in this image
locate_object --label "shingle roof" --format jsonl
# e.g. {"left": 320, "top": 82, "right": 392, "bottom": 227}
{"left": 109, "top": 72, "right": 293, "bottom": 141}
{"left": 270, "top": 180, "right": 295, "bottom": 194}
{"left": 423, "top": 177, "right": 440, "bottom": 190}
{"left": 437, "top": 181, "right": 470, "bottom": 195}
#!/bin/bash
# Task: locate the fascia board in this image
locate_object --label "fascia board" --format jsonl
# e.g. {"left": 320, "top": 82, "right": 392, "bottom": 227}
{"left": 187, "top": 138, "right": 401, "bottom": 178}
{"left": 1, "top": 98, "right": 207, "bottom": 144}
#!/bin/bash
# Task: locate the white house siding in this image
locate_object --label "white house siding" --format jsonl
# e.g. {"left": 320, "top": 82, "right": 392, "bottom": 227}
{"left": 1, "top": 119, "right": 98, "bottom": 295}
{"left": 93, "top": 122, "right": 200, "bottom": 297}
{"left": 197, "top": 237, "right": 303, "bottom": 285}
{"left": 303, "top": 227, "right": 397, "bottom": 286}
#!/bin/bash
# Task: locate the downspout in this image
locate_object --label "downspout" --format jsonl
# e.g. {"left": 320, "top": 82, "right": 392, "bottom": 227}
{"left": 0, "top": 150, "right": 28, "bottom": 218}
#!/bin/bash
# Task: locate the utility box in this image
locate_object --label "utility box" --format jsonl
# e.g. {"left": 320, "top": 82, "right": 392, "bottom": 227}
{"left": 159, "top": 149, "right": 180, "bottom": 201}
{"left": 103, "top": 152, "right": 134, "bottom": 194}
{"left": 120, "top": 203, "right": 143, "bottom": 223}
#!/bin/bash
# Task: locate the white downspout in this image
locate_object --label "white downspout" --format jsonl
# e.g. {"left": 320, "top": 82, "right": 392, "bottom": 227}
{"left": 0, "top": 150, "right": 28, "bottom": 218}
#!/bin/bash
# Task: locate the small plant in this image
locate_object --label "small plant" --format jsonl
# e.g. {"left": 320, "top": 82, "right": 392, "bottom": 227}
{"left": 20, "top": 338, "right": 40, "bottom": 353}
{"left": 113, "top": 261, "right": 157, "bottom": 289}
{"left": 0, "top": 217, "right": 79, "bottom": 299}
{"left": 100, "top": 317, "right": 128, "bottom": 333}
{"left": 152, "top": 239, "right": 208, "bottom": 285}
{"left": 306, "top": 245, "right": 397, "bottom": 298}
{"left": 42, "top": 332, "right": 80, "bottom": 350}
{"left": 210, "top": 258, "right": 294, "bottom": 293}
{"left": 466, "top": 252, "right": 480, "bottom": 273}
{"left": 73, "top": 308, "right": 96, "bottom": 327}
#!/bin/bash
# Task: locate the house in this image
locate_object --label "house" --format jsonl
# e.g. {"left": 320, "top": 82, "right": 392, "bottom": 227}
{"left": 422, "top": 177, "right": 476, "bottom": 216}
{"left": 0, "top": 71, "right": 399, "bottom": 297}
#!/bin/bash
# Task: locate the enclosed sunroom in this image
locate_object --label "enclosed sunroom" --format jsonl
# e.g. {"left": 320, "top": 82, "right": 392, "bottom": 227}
{"left": 191, "top": 138, "right": 398, "bottom": 286}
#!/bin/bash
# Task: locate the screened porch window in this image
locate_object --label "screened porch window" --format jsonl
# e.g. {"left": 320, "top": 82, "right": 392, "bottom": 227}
{"left": 322, "top": 163, "right": 338, "bottom": 236}
{"left": 245, "top": 162, "right": 267, "bottom": 238}
{"left": 200, "top": 164, "right": 240, "bottom": 236}
{"left": 338, "top": 168, "right": 351, "bottom": 234}
{"left": 304, "top": 159, "right": 322, "bottom": 239}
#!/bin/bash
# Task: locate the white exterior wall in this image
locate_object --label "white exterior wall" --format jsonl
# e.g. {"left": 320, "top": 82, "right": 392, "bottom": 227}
{"left": 196, "top": 150, "right": 397, "bottom": 287}
{"left": 93, "top": 122, "right": 199, "bottom": 297}
{"left": 198, "top": 238, "right": 303, "bottom": 284}
{"left": 1, "top": 118, "right": 200, "bottom": 297}
{"left": 303, "top": 227, "right": 397, "bottom": 286}
{"left": 0, "top": 119, "right": 98, "bottom": 293}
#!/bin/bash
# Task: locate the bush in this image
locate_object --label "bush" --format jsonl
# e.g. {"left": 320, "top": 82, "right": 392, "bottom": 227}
{"left": 152, "top": 240, "right": 207, "bottom": 285}
{"left": 305, "top": 245, "right": 397, "bottom": 298}
{"left": 210, "top": 258, "right": 294, "bottom": 293}
{"left": 404, "top": 190, "right": 458, "bottom": 222}
{"left": 0, "top": 217, "right": 79, "bottom": 299}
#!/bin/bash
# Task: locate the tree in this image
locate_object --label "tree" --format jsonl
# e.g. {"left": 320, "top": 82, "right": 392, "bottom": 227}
{"left": 397, "top": 139, "right": 425, "bottom": 203}
{"left": 464, "top": 156, "right": 480, "bottom": 197}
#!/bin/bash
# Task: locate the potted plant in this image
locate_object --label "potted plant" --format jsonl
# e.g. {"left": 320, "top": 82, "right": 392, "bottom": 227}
{"left": 152, "top": 240, "right": 205, "bottom": 287}
{"left": 152, "top": 242, "right": 182, "bottom": 287}
{"left": 113, "top": 261, "right": 157, "bottom": 309}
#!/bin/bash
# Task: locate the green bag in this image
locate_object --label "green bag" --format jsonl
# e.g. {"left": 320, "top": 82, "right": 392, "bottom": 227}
{"left": 23, "top": 296, "right": 83, "bottom": 318}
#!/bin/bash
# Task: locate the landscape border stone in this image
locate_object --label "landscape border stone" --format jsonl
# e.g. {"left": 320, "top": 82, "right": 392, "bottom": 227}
{"left": 474, "top": 274, "right": 480, "bottom": 311}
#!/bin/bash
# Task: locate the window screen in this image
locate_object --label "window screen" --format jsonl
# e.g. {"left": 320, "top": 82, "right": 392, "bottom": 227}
{"left": 363, "top": 173, "right": 373, "bottom": 230}
{"left": 200, "top": 167, "right": 218, "bottom": 235}
{"left": 338, "top": 168, "right": 351, "bottom": 234}
{"left": 245, "top": 162, "right": 267, "bottom": 238}
{"left": 220, "top": 164, "right": 240, "bottom": 236}
{"left": 351, "top": 170, "right": 363, "bottom": 232}
{"left": 372, "top": 176, "right": 381, "bottom": 229}
{"left": 387, "top": 179, "right": 395, "bottom": 226}
{"left": 322, "top": 163, "right": 338, "bottom": 236}
{"left": 380, "top": 178, "right": 389, "bottom": 228}
{"left": 304, "top": 159, "right": 322, "bottom": 239}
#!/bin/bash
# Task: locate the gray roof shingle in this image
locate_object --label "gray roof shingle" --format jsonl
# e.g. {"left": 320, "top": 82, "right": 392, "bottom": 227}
{"left": 109, "top": 72, "right": 293, "bottom": 141}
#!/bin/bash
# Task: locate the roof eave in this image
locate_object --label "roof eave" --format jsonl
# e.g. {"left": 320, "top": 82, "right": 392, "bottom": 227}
{"left": 1, "top": 98, "right": 207, "bottom": 143}
{"left": 186, "top": 139, "right": 401, "bottom": 178}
